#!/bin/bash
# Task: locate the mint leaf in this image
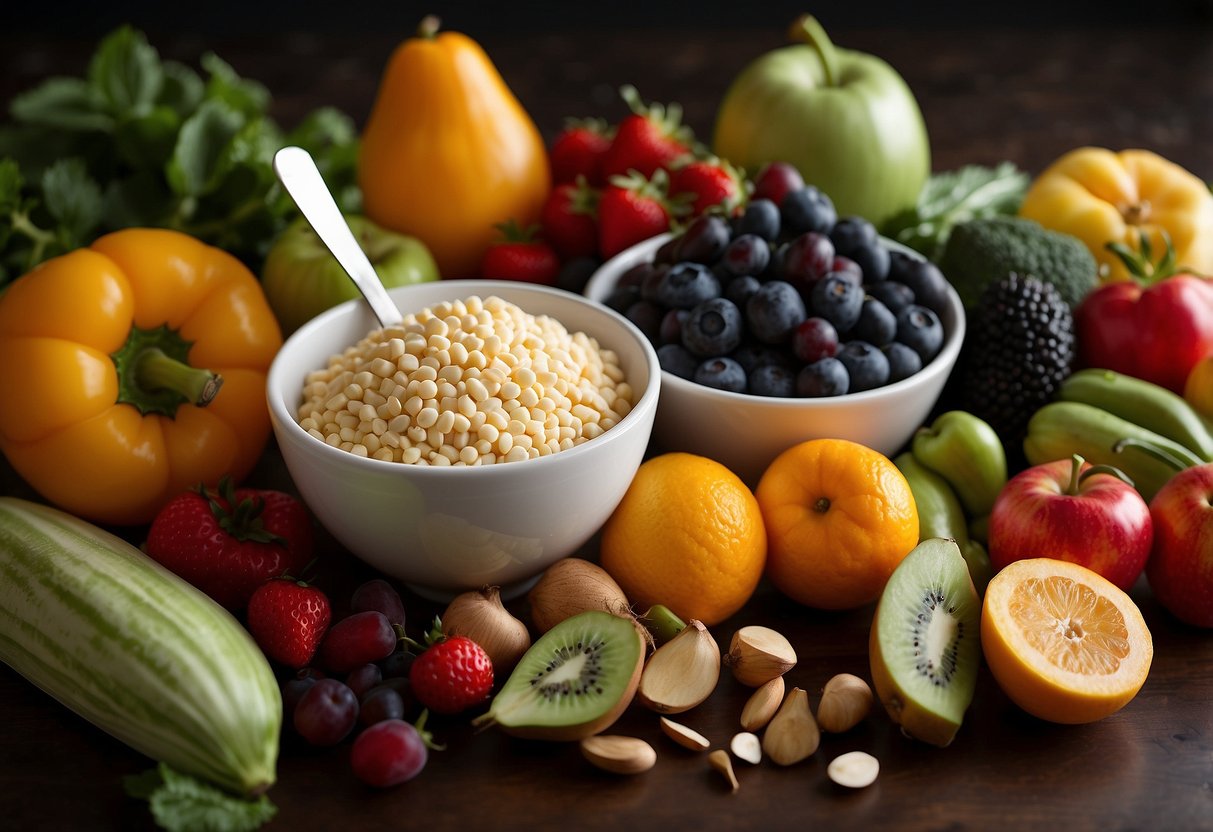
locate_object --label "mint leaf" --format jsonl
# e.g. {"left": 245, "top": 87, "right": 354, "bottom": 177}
{"left": 125, "top": 764, "right": 276, "bottom": 832}
{"left": 167, "top": 99, "right": 245, "bottom": 198}
{"left": 201, "top": 53, "right": 270, "bottom": 118}
{"left": 158, "top": 61, "right": 205, "bottom": 117}
{"left": 87, "top": 25, "right": 163, "bottom": 117}
{"left": 10, "top": 78, "right": 113, "bottom": 132}
{"left": 114, "top": 106, "right": 181, "bottom": 170}
{"left": 41, "top": 158, "right": 104, "bottom": 245}
{"left": 287, "top": 108, "right": 361, "bottom": 213}
{"left": 0, "top": 159, "right": 23, "bottom": 216}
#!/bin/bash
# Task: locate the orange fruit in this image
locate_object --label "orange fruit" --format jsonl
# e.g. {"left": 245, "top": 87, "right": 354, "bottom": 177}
{"left": 599, "top": 452, "right": 766, "bottom": 627}
{"left": 756, "top": 438, "right": 918, "bottom": 610}
{"left": 981, "top": 557, "right": 1153, "bottom": 724}
{"left": 1183, "top": 354, "right": 1213, "bottom": 419}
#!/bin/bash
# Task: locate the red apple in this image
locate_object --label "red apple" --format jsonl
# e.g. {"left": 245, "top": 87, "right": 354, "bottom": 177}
{"left": 988, "top": 455, "right": 1153, "bottom": 590}
{"left": 1146, "top": 463, "right": 1213, "bottom": 627}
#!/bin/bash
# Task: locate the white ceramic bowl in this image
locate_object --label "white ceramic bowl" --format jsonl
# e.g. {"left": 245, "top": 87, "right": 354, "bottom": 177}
{"left": 584, "top": 235, "right": 965, "bottom": 485}
{"left": 267, "top": 280, "right": 660, "bottom": 599}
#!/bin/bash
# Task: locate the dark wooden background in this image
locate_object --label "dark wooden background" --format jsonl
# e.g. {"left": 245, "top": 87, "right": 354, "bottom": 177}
{"left": 2, "top": 11, "right": 1213, "bottom": 832}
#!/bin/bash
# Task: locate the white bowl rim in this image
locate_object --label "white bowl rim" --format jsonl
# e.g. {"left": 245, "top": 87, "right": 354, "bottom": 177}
{"left": 583, "top": 232, "right": 966, "bottom": 408}
{"left": 266, "top": 278, "right": 662, "bottom": 478}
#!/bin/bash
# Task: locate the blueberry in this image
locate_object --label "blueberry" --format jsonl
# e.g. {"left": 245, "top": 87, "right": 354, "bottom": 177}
{"left": 864, "top": 280, "right": 915, "bottom": 314}
{"left": 682, "top": 298, "right": 744, "bottom": 358}
{"left": 896, "top": 304, "right": 945, "bottom": 362}
{"left": 655, "top": 262, "right": 720, "bottom": 309}
{"left": 852, "top": 297, "right": 897, "bottom": 347}
{"left": 796, "top": 357, "right": 849, "bottom": 397}
{"left": 694, "top": 356, "right": 747, "bottom": 393}
{"left": 659, "top": 308, "right": 688, "bottom": 344}
{"left": 810, "top": 275, "right": 864, "bottom": 333}
{"left": 724, "top": 274, "right": 762, "bottom": 310}
{"left": 888, "top": 251, "right": 950, "bottom": 314}
{"left": 730, "top": 341, "right": 796, "bottom": 374}
{"left": 722, "top": 234, "right": 771, "bottom": 277}
{"left": 781, "top": 186, "right": 837, "bottom": 235}
{"left": 837, "top": 340, "right": 890, "bottom": 392}
{"left": 849, "top": 242, "right": 891, "bottom": 283}
{"left": 677, "top": 215, "right": 731, "bottom": 264}
{"left": 657, "top": 343, "right": 698, "bottom": 379}
{"left": 746, "top": 280, "right": 807, "bottom": 344}
{"left": 829, "top": 216, "right": 878, "bottom": 257}
{"left": 748, "top": 363, "right": 797, "bottom": 397}
{"left": 737, "top": 198, "right": 782, "bottom": 241}
{"left": 884, "top": 341, "right": 923, "bottom": 383}
{"left": 556, "top": 256, "right": 601, "bottom": 294}
{"left": 603, "top": 284, "right": 640, "bottom": 315}
{"left": 624, "top": 300, "right": 663, "bottom": 344}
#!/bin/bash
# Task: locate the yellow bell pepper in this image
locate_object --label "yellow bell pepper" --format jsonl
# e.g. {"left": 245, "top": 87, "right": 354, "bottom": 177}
{"left": 1019, "top": 147, "right": 1213, "bottom": 283}
{"left": 0, "top": 228, "right": 282, "bottom": 525}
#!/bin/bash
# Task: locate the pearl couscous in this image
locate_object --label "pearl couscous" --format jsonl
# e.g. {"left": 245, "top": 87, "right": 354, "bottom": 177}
{"left": 296, "top": 295, "right": 635, "bottom": 466}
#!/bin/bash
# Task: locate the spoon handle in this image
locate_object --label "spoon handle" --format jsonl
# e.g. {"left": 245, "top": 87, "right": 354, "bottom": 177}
{"left": 273, "top": 146, "right": 404, "bottom": 329}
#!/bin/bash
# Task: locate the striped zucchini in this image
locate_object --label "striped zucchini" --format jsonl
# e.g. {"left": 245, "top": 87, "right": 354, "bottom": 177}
{"left": 0, "top": 497, "right": 281, "bottom": 797}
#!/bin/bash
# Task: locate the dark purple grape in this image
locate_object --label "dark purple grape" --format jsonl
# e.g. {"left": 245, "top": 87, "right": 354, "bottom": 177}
{"left": 791, "top": 317, "right": 840, "bottom": 364}
{"left": 658, "top": 343, "right": 698, "bottom": 379}
{"left": 722, "top": 234, "right": 770, "bottom": 277}
{"left": 852, "top": 298, "right": 898, "bottom": 347}
{"left": 282, "top": 668, "right": 325, "bottom": 719}
{"left": 779, "top": 232, "right": 834, "bottom": 293}
{"left": 677, "top": 215, "right": 731, "bottom": 264}
{"left": 618, "top": 261, "right": 656, "bottom": 289}
{"left": 694, "top": 357, "right": 747, "bottom": 393}
{"left": 653, "top": 235, "right": 682, "bottom": 264}
{"left": 781, "top": 185, "right": 837, "bottom": 235}
{"left": 810, "top": 275, "right": 864, "bottom": 333}
{"left": 359, "top": 685, "right": 407, "bottom": 727}
{"left": 346, "top": 663, "right": 384, "bottom": 699}
{"left": 350, "top": 579, "right": 406, "bottom": 627}
{"left": 896, "top": 304, "right": 945, "bottom": 362}
{"left": 830, "top": 256, "right": 864, "bottom": 285}
{"left": 884, "top": 342, "right": 924, "bottom": 383}
{"left": 294, "top": 678, "right": 359, "bottom": 746}
{"left": 624, "top": 300, "right": 664, "bottom": 344}
{"left": 797, "top": 358, "right": 849, "bottom": 397}
{"left": 639, "top": 263, "right": 669, "bottom": 302}
{"left": 748, "top": 364, "right": 797, "bottom": 397}
{"left": 683, "top": 298, "right": 743, "bottom": 358}
{"left": 746, "top": 281, "right": 807, "bottom": 344}
{"left": 318, "top": 611, "right": 398, "bottom": 674}
{"left": 602, "top": 284, "right": 640, "bottom": 315}
{"left": 837, "top": 340, "right": 891, "bottom": 392}
{"left": 655, "top": 262, "right": 720, "bottom": 309}
{"left": 350, "top": 719, "right": 430, "bottom": 787}
{"left": 380, "top": 648, "right": 415, "bottom": 679}
{"left": 737, "top": 198, "right": 781, "bottom": 241}
{"left": 659, "top": 308, "right": 688, "bottom": 344}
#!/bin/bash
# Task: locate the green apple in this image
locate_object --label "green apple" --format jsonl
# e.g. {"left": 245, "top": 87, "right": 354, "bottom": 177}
{"left": 262, "top": 214, "right": 440, "bottom": 334}
{"left": 713, "top": 15, "right": 930, "bottom": 226}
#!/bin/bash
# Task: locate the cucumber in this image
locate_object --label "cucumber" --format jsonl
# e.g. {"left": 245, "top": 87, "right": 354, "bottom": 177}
{"left": 0, "top": 497, "right": 280, "bottom": 797}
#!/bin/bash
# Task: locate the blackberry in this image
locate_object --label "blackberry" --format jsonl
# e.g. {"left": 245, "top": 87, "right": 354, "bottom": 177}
{"left": 960, "top": 273, "right": 1074, "bottom": 444}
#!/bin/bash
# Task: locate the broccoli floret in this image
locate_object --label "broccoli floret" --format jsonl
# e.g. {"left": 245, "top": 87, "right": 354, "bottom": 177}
{"left": 938, "top": 216, "right": 1098, "bottom": 310}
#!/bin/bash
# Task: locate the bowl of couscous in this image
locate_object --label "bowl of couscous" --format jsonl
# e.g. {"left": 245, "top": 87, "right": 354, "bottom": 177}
{"left": 267, "top": 280, "right": 660, "bottom": 599}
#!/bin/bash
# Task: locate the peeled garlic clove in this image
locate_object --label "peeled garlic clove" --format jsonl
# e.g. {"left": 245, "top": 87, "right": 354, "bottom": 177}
{"left": 659, "top": 717, "right": 710, "bottom": 752}
{"left": 725, "top": 625, "right": 797, "bottom": 687}
{"left": 761, "top": 687, "right": 820, "bottom": 765}
{"left": 580, "top": 735, "right": 657, "bottom": 775}
{"left": 740, "top": 675, "right": 784, "bottom": 732}
{"left": 816, "top": 673, "right": 873, "bottom": 733}
{"left": 708, "top": 749, "right": 739, "bottom": 793}
{"left": 827, "top": 750, "right": 880, "bottom": 788}
{"left": 442, "top": 586, "right": 531, "bottom": 673}
{"left": 730, "top": 731, "right": 762, "bottom": 765}
{"left": 637, "top": 619, "right": 720, "bottom": 714}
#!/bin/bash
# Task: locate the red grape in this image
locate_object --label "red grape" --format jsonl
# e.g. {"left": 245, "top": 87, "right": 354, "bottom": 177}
{"left": 350, "top": 719, "right": 430, "bottom": 787}
{"left": 319, "top": 611, "right": 397, "bottom": 673}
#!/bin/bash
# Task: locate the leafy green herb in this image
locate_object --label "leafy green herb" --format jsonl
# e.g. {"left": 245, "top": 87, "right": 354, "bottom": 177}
{"left": 0, "top": 24, "right": 359, "bottom": 286}
{"left": 881, "top": 162, "right": 1030, "bottom": 262}
{"left": 124, "top": 763, "right": 276, "bottom": 832}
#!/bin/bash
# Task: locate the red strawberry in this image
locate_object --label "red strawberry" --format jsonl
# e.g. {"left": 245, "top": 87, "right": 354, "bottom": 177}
{"left": 540, "top": 178, "right": 600, "bottom": 260}
{"left": 669, "top": 156, "right": 747, "bottom": 217}
{"left": 549, "top": 117, "right": 613, "bottom": 186}
{"left": 247, "top": 578, "right": 331, "bottom": 669}
{"left": 480, "top": 220, "right": 561, "bottom": 284}
{"left": 598, "top": 169, "right": 683, "bottom": 260}
{"left": 600, "top": 85, "right": 696, "bottom": 180}
{"left": 145, "top": 477, "right": 314, "bottom": 610}
{"left": 409, "top": 619, "right": 494, "bottom": 715}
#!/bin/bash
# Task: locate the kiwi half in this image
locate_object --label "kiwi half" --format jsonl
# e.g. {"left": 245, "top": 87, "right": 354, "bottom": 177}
{"left": 869, "top": 537, "right": 981, "bottom": 747}
{"left": 472, "top": 610, "right": 644, "bottom": 741}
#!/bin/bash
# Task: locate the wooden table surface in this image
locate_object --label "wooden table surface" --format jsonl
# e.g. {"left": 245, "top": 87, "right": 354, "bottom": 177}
{"left": 2, "top": 19, "right": 1213, "bottom": 832}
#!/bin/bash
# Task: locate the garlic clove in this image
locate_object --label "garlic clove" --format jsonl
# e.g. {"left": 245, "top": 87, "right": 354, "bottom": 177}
{"left": 827, "top": 750, "right": 880, "bottom": 788}
{"left": 816, "top": 673, "right": 874, "bottom": 733}
{"left": 761, "top": 687, "right": 820, "bottom": 765}
{"left": 740, "top": 675, "right": 785, "bottom": 731}
{"left": 730, "top": 731, "right": 762, "bottom": 765}
{"left": 580, "top": 735, "right": 657, "bottom": 775}
{"left": 441, "top": 586, "right": 532, "bottom": 673}
{"left": 659, "top": 717, "right": 710, "bottom": 752}
{"left": 708, "top": 749, "right": 739, "bottom": 793}
{"left": 725, "top": 625, "right": 797, "bottom": 687}
{"left": 637, "top": 619, "right": 720, "bottom": 714}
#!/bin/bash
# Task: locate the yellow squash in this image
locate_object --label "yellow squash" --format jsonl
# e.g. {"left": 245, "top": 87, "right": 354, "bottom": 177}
{"left": 0, "top": 228, "right": 282, "bottom": 525}
{"left": 358, "top": 17, "right": 550, "bottom": 279}
{"left": 1019, "top": 147, "right": 1213, "bottom": 282}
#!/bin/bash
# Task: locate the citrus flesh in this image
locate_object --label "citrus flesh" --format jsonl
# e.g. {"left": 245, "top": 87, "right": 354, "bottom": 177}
{"left": 981, "top": 557, "right": 1153, "bottom": 724}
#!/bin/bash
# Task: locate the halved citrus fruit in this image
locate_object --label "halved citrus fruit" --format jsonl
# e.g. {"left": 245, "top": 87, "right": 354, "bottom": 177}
{"left": 981, "top": 557, "right": 1152, "bottom": 724}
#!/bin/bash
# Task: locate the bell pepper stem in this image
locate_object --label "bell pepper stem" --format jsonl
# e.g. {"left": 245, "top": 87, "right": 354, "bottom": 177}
{"left": 790, "top": 14, "right": 840, "bottom": 88}
{"left": 135, "top": 348, "right": 223, "bottom": 407}
{"left": 417, "top": 15, "right": 440, "bottom": 39}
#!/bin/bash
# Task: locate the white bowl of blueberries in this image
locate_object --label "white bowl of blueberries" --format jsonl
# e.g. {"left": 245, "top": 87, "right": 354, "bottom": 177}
{"left": 584, "top": 166, "right": 965, "bottom": 485}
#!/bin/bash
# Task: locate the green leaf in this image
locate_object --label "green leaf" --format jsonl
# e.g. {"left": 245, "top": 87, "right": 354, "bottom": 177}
{"left": 87, "top": 25, "right": 163, "bottom": 117}
{"left": 201, "top": 53, "right": 270, "bottom": 118}
{"left": 10, "top": 78, "right": 113, "bottom": 132}
{"left": 285, "top": 106, "right": 356, "bottom": 152}
{"left": 158, "top": 61, "right": 206, "bottom": 117}
{"left": 40, "top": 158, "right": 104, "bottom": 245}
{"left": 114, "top": 106, "right": 181, "bottom": 170}
{"left": 103, "top": 171, "right": 175, "bottom": 230}
{"left": 125, "top": 764, "right": 276, "bottom": 832}
{"left": 166, "top": 99, "right": 245, "bottom": 198}
{"left": 0, "top": 158, "right": 24, "bottom": 216}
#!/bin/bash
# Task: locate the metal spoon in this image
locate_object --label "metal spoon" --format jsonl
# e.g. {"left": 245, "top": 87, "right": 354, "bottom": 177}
{"left": 272, "top": 146, "right": 404, "bottom": 329}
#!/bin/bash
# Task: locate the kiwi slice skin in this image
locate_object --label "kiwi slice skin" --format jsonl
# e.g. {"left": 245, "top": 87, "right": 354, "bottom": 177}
{"left": 474, "top": 610, "right": 644, "bottom": 742}
{"left": 869, "top": 537, "right": 981, "bottom": 747}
